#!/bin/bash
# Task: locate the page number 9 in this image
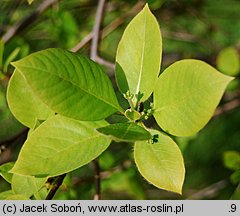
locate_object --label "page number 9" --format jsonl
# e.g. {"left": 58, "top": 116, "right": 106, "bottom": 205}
{"left": 230, "top": 204, "right": 236, "bottom": 213}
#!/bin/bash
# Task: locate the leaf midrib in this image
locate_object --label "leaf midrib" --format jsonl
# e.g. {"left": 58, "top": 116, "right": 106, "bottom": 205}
{"left": 135, "top": 11, "right": 147, "bottom": 95}
{"left": 149, "top": 143, "right": 179, "bottom": 191}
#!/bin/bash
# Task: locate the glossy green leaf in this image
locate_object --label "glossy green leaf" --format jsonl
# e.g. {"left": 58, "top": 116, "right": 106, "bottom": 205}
{"left": 7, "top": 70, "right": 54, "bottom": 128}
{"left": 11, "top": 115, "right": 111, "bottom": 177}
{"left": 97, "top": 122, "right": 152, "bottom": 142}
{"left": 0, "top": 162, "right": 14, "bottom": 183}
{"left": 216, "top": 47, "right": 240, "bottom": 76}
{"left": 12, "top": 48, "right": 121, "bottom": 121}
{"left": 154, "top": 59, "right": 233, "bottom": 136}
{"left": 12, "top": 174, "right": 46, "bottom": 199}
{"left": 223, "top": 151, "right": 240, "bottom": 171}
{"left": 116, "top": 4, "right": 162, "bottom": 101}
{"left": 134, "top": 129, "right": 185, "bottom": 194}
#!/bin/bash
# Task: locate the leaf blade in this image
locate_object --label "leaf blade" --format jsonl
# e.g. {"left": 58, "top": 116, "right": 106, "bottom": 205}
{"left": 12, "top": 174, "right": 46, "bottom": 198}
{"left": 12, "top": 48, "right": 121, "bottom": 121}
{"left": 116, "top": 4, "right": 162, "bottom": 101}
{"left": 97, "top": 122, "right": 152, "bottom": 142}
{"left": 154, "top": 59, "right": 233, "bottom": 136}
{"left": 134, "top": 129, "right": 185, "bottom": 194}
{"left": 0, "top": 162, "right": 14, "bottom": 183}
{"left": 7, "top": 70, "right": 54, "bottom": 128}
{"left": 10, "top": 115, "right": 111, "bottom": 177}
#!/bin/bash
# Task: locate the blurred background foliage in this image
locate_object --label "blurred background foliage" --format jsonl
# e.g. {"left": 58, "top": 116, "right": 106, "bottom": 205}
{"left": 0, "top": 0, "right": 240, "bottom": 199}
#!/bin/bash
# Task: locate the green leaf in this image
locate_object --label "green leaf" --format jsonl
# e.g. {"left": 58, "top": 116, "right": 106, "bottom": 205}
{"left": 12, "top": 48, "right": 121, "bottom": 121}
{"left": 216, "top": 47, "right": 240, "bottom": 76}
{"left": 7, "top": 70, "right": 54, "bottom": 128}
{"left": 97, "top": 122, "right": 152, "bottom": 142}
{"left": 12, "top": 174, "right": 46, "bottom": 199}
{"left": 116, "top": 4, "right": 162, "bottom": 101}
{"left": 223, "top": 151, "right": 240, "bottom": 171}
{"left": 28, "top": 119, "right": 45, "bottom": 137}
{"left": 3, "top": 47, "right": 20, "bottom": 73}
{"left": 0, "top": 162, "right": 14, "bottom": 183}
{"left": 5, "top": 194, "right": 29, "bottom": 200}
{"left": 154, "top": 59, "right": 233, "bottom": 137}
{"left": 0, "top": 190, "right": 14, "bottom": 200}
{"left": 10, "top": 115, "right": 111, "bottom": 177}
{"left": 134, "top": 129, "right": 185, "bottom": 194}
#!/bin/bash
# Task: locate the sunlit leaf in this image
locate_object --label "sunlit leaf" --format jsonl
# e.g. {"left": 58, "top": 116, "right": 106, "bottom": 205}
{"left": 12, "top": 48, "right": 122, "bottom": 121}
{"left": 12, "top": 174, "right": 46, "bottom": 199}
{"left": 0, "top": 162, "right": 14, "bottom": 183}
{"left": 134, "top": 129, "right": 185, "bottom": 194}
{"left": 116, "top": 4, "right": 162, "bottom": 101}
{"left": 154, "top": 59, "right": 233, "bottom": 136}
{"left": 97, "top": 122, "right": 152, "bottom": 142}
{"left": 7, "top": 70, "right": 54, "bottom": 128}
{"left": 0, "top": 190, "right": 14, "bottom": 200}
{"left": 11, "top": 115, "right": 111, "bottom": 177}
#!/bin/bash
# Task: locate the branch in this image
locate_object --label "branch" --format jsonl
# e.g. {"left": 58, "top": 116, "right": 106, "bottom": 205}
{"left": 89, "top": 0, "right": 106, "bottom": 200}
{"left": 214, "top": 98, "right": 240, "bottom": 118}
{"left": 186, "top": 180, "right": 228, "bottom": 199}
{"left": 90, "top": 0, "right": 105, "bottom": 61}
{"left": 71, "top": 1, "right": 145, "bottom": 70}
{"left": 72, "top": 160, "right": 132, "bottom": 186}
{"left": 1, "top": 0, "right": 58, "bottom": 43}
{"left": 45, "top": 173, "right": 66, "bottom": 200}
{"left": 71, "top": 1, "right": 144, "bottom": 52}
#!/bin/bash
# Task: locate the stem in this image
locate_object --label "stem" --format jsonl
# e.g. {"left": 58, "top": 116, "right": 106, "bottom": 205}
{"left": 90, "top": 0, "right": 105, "bottom": 61}
{"left": 90, "top": 0, "right": 106, "bottom": 200}
{"left": 45, "top": 174, "right": 66, "bottom": 200}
